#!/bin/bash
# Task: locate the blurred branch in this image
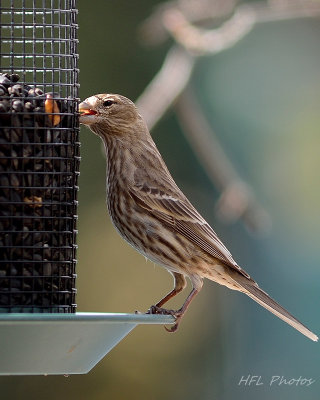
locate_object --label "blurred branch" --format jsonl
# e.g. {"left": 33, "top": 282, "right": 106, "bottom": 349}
{"left": 139, "top": 0, "right": 238, "bottom": 47}
{"left": 140, "top": 0, "right": 320, "bottom": 51}
{"left": 162, "top": 5, "right": 254, "bottom": 55}
{"left": 162, "top": 1, "right": 320, "bottom": 55}
{"left": 137, "top": 0, "right": 320, "bottom": 128}
{"left": 136, "top": 46, "right": 194, "bottom": 130}
{"left": 175, "top": 88, "right": 271, "bottom": 234}
{"left": 136, "top": 0, "right": 320, "bottom": 233}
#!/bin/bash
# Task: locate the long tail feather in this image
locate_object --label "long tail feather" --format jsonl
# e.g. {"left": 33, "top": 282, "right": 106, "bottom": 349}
{"left": 230, "top": 272, "right": 318, "bottom": 342}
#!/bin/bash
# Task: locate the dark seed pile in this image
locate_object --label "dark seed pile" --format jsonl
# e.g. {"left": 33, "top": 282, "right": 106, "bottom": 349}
{"left": 0, "top": 73, "right": 79, "bottom": 312}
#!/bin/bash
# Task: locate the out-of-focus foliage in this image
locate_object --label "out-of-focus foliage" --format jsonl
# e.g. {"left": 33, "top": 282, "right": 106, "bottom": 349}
{"left": 1, "top": 1, "right": 319, "bottom": 399}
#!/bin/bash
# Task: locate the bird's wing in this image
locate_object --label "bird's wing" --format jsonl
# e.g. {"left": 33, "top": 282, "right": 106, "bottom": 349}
{"left": 129, "top": 180, "right": 250, "bottom": 278}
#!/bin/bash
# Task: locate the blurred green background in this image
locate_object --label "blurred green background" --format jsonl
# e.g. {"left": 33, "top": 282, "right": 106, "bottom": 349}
{"left": 2, "top": 1, "right": 320, "bottom": 399}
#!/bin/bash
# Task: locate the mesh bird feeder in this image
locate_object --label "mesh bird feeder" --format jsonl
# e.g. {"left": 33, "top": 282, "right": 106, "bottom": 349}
{"left": 0, "top": 0, "right": 79, "bottom": 313}
{"left": 0, "top": 1, "right": 173, "bottom": 376}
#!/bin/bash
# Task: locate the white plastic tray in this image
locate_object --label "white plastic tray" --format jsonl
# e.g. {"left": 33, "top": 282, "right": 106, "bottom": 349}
{"left": 0, "top": 312, "right": 175, "bottom": 375}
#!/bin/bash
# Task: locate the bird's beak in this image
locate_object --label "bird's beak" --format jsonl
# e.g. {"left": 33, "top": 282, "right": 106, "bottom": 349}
{"left": 79, "top": 99, "right": 98, "bottom": 126}
{"left": 79, "top": 101, "right": 97, "bottom": 116}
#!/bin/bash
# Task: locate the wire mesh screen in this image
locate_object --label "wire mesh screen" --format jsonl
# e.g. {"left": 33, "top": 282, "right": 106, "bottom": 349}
{"left": 0, "top": 0, "right": 79, "bottom": 312}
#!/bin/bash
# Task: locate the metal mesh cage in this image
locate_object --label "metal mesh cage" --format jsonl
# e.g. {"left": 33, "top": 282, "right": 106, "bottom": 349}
{"left": 0, "top": 0, "right": 79, "bottom": 312}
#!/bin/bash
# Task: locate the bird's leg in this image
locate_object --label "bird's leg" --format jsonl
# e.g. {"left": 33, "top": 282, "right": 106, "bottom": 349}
{"left": 147, "top": 272, "right": 186, "bottom": 314}
{"left": 165, "top": 284, "right": 201, "bottom": 333}
{"left": 149, "top": 274, "right": 203, "bottom": 333}
{"left": 156, "top": 272, "right": 187, "bottom": 308}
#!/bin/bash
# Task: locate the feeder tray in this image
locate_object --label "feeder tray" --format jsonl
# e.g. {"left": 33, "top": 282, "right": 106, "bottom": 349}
{"left": 0, "top": 312, "right": 175, "bottom": 375}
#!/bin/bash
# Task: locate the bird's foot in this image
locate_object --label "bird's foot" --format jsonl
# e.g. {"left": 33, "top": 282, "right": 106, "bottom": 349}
{"left": 164, "top": 310, "right": 183, "bottom": 333}
{"left": 147, "top": 305, "right": 183, "bottom": 333}
{"left": 147, "top": 305, "right": 175, "bottom": 315}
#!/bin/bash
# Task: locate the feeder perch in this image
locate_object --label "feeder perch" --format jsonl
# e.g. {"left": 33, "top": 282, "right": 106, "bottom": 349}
{"left": 0, "top": 1, "right": 174, "bottom": 375}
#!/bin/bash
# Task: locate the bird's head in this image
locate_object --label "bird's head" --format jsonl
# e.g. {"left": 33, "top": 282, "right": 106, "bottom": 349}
{"left": 79, "top": 93, "right": 144, "bottom": 139}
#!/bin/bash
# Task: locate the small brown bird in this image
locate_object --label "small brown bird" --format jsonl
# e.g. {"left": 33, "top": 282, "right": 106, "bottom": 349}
{"left": 79, "top": 93, "right": 317, "bottom": 341}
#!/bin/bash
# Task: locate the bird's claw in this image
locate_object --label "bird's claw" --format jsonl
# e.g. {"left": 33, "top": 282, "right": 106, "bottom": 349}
{"left": 147, "top": 305, "right": 176, "bottom": 316}
{"left": 164, "top": 323, "right": 179, "bottom": 333}
{"left": 147, "top": 305, "right": 183, "bottom": 333}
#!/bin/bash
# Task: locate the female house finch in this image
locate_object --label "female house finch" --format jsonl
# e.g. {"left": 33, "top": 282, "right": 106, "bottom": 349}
{"left": 79, "top": 93, "right": 317, "bottom": 341}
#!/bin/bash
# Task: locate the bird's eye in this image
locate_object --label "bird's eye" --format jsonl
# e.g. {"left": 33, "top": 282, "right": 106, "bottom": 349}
{"left": 103, "top": 100, "right": 114, "bottom": 107}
